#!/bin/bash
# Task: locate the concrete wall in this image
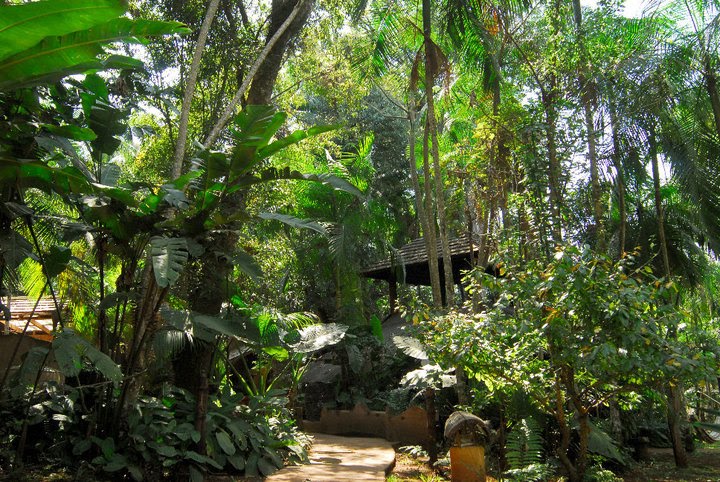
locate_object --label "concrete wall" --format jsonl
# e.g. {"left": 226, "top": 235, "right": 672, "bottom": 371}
{"left": 302, "top": 403, "right": 430, "bottom": 446}
{"left": 0, "top": 333, "right": 49, "bottom": 370}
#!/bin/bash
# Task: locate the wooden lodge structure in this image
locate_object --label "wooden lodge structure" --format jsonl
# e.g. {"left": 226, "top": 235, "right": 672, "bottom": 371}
{"left": 360, "top": 233, "right": 480, "bottom": 310}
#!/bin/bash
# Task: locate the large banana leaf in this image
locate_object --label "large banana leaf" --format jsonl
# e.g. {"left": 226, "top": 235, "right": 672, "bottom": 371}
{"left": 0, "top": 0, "right": 126, "bottom": 61}
{"left": 0, "top": 17, "right": 189, "bottom": 91}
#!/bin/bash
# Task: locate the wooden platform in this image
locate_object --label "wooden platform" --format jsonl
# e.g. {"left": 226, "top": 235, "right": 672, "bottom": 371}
{"left": 1, "top": 296, "right": 59, "bottom": 342}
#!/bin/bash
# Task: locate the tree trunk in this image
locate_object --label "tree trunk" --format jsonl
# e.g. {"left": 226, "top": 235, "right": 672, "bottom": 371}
{"left": 423, "top": 0, "right": 454, "bottom": 306}
{"left": 649, "top": 125, "right": 671, "bottom": 277}
{"left": 246, "top": 0, "right": 314, "bottom": 105}
{"left": 571, "top": 0, "right": 603, "bottom": 249}
{"left": 650, "top": 124, "right": 689, "bottom": 468}
{"left": 204, "top": 0, "right": 313, "bottom": 147}
{"left": 543, "top": 83, "right": 563, "bottom": 242}
{"left": 704, "top": 55, "right": 720, "bottom": 139}
{"left": 408, "top": 95, "right": 442, "bottom": 306}
{"left": 422, "top": 119, "right": 443, "bottom": 307}
{"left": 173, "top": 0, "right": 222, "bottom": 178}
{"left": 609, "top": 93, "right": 627, "bottom": 258}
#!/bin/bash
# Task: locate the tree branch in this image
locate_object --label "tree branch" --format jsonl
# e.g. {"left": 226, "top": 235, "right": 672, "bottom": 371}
{"left": 204, "top": 0, "right": 309, "bottom": 148}
{"left": 172, "top": 0, "right": 222, "bottom": 179}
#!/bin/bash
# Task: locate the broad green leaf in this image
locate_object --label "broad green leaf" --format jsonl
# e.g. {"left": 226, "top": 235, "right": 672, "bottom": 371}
{"left": 103, "top": 453, "right": 128, "bottom": 472}
{"left": 234, "top": 168, "right": 364, "bottom": 199}
{"left": 257, "top": 456, "right": 278, "bottom": 477}
{"left": 53, "top": 330, "right": 122, "bottom": 382}
{"left": 257, "top": 124, "right": 338, "bottom": 159}
{"left": 258, "top": 212, "right": 326, "bottom": 234}
{"left": 0, "top": 0, "right": 126, "bottom": 61}
{"left": 189, "top": 465, "right": 203, "bottom": 482}
{"left": 0, "top": 18, "right": 190, "bottom": 91}
{"left": 233, "top": 248, "right": 262, "bottom": 280}
{"left": 215, "top": 429, "right": 236, "bottom": 456}
{"left": 0, "top": 159, "right": 91, "bottom": 196}
{"left": 45, "top": 245, "right": 72, "bottom": 278}
{"left": 227, "top": 453, "right": 245, "bottom": 471}
{"left": 286, "top": 323, "right": 348, "bottom": 353}
{"left": 44, "top": 124, "right": 97, "bottom": 141}
{"left": 150, "top": 237, "right": 189, "bottom": 288}
{"left": 225, "top": 105, "right": 286, "bottom": 178}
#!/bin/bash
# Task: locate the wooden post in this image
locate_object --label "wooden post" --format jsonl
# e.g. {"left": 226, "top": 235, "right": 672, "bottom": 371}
{"left": 389, "top": 277, "right": 397, "bottom": 315}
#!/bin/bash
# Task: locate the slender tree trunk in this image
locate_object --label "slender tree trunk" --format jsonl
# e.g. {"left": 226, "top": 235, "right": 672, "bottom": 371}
{"left": 571, "top": 0, "right": 604, "bottom": 249}
{"left": 650, "top": 124, "right": 689, "bottom": 468}
{"left": 543, "top": 83, "right": 563, "bottom": 242}
{"left": 609, "top": 94, "right": 627, "bottom": 258}
{"left": 408, "top": 95, "right": 442, "bottom": 306}
{"left": 423, "top": 0, "right": 454, "bottom": 306}
{"left": 204, "top": 0, "right": 311, "bottom": 146}
{"left": 704, "top": 55, "right": 720, "bottom": 139}
{"left": 172, "top": 0, "right": 222, "bottom": 178}
{"left": 649, "top": 125, "right": 671, "bottom": 276}
{"left": 422, "top": 119, "right": 443, "bottom": 306}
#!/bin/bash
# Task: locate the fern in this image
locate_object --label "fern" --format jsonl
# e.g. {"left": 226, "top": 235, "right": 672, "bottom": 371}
{"left": 506, "top": 418, "right": 543, "bottom": 470}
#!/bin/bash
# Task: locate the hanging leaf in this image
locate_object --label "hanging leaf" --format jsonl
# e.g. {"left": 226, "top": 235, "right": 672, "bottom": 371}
{"left": 346, "top": 344, "right": 363, "bottom": 374}
{"left": 45, "top": 245, "right": 73, "bottom": 278}
{"left": 0, "top": 0, "right": 126, "bottom": 62}
{"left": 0, "top": 231, "right": 37, "bottom": 268}
{"left": 15, "top": 346, "right": 50, "bottom": 386}
{"left": 150, "top": 237, "right": 189, "bottom": 288}
{"left": 257, "top": 124, "right": 338, "bottom": 159}
{"left": 52, "top": 330, "right": 122, "bottom": 383}
{"left": 258, "top": 213, "right": 326, "bottom": 234}
{"left": 0, "top": 17, "right": 190, "bottom": 91}
{"left": 393, "top": 335, "right": 428, "bottom": 360}
{"left": 286, "top": 323, "right": 348, "bottom": 353}
{"left": 192, "top": 314, "right": 251, "bottom": 343}
{"left": 233, "top": 248, "right": 262, "bottom": 280}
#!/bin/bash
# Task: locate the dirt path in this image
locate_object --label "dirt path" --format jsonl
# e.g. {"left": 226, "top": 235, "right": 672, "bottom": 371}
{"left": 622, "top": 444, "right": 720, "bottom": 481}
{"left": 266, "top": 433, "right": 396, "bottom": 482}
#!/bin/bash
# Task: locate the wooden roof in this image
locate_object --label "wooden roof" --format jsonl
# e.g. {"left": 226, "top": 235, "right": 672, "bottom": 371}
{"left": 1, "top": 297, "right": 59, "bottom": 342}
{"left": 361, "top": 234, "right": 479, "bottom": 286}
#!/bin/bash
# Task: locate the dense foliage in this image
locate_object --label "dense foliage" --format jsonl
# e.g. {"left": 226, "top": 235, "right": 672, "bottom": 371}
{"left": 1, "top": 0, "right": 720, "bottom": 481}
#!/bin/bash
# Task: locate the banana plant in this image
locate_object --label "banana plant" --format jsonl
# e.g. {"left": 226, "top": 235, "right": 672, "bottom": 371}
{"left": 0, "top": 0, "right": 189, "bottom": 91}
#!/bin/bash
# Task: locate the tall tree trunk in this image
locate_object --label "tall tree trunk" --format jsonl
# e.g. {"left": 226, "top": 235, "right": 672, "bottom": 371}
{"left": 172, "top": 0, "right": 222, "bottom": 178}
{"left": 543, "top": 82, "right": 563, "bottom": 242}
{"left": 609, "top": 93, "right": 627, "bottom": 258}
{"left": 571, "top": 0, "right": 604, "bottom": 249}
{"left": 423, "top": 0, "right": 454, "bottom": 306}
{"left": 204, "top": 0, "right": 312, "bottom": 146}
{"left": 650, "top": 124, "right": 689, "bottom": 469}
{"left": 246, "top": 0, "right": 314, "bottom": 105}
{"left": 649, "top": 125, "right": 671, "bottom": 277}
{"left": 704, "top": 55, "right": 720, "bottom": 139}
{"left": 422, "top": 119, "right": 443, "bottom": 306}
{"left": 408, "top": 95, "right": 442, "bottom": 306}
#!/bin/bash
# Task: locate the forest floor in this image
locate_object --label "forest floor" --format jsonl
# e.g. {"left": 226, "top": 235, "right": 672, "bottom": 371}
{"left": 386, "top": 442, "right": 720, "bottom": 482}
